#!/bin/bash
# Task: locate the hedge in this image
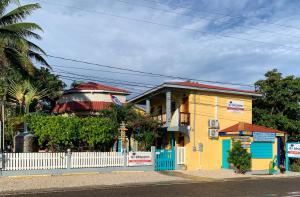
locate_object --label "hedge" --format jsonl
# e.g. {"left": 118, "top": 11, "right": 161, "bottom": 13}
{"left": 26, "top": 115, "right": 118, "bottom": 151}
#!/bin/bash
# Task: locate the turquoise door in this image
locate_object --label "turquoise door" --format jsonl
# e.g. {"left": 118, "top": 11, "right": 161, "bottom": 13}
{"left": 222, "top": 140, "right": 231, "bottom": 169}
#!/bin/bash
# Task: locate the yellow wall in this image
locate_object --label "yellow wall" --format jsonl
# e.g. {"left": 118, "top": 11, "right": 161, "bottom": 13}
{"left": 148, "top": 89, "right": 278, "bottom": 171}
{"left": 185, "top": 92, "right": 253, "bottom": 170}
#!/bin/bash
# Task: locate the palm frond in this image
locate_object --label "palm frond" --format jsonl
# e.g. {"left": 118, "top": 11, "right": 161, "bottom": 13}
{"left": 2, "top": 22, "right": 43, "bottom": 39}
{"left": 26, "top": 40, "right": 46, "bottom": 54}
{"left": 4, "top": 47, "right": 35, "bottom": 76}
{"left": 0, "top": 4, "right": 41, "bottom": 25}
{"left": 28, "top": 50, "right": 51, "bottom": 69}
{"left": 7, "top": 79, "right": 26, "bottom": 105}
{"left": 0, "top": 0, "right": 11, "bottom": 16}
{"left": 0, "top": 0, "right": 48, "bottom": 76}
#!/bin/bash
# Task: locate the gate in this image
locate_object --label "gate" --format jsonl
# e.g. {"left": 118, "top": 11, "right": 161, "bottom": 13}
{"left": 155, "top": 149, "right": 175, "bottom": 171}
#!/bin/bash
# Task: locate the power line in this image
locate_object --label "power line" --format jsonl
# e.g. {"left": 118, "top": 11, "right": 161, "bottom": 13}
{"left": 52, "top": 64, "right": 160, "bottom": 78}
{"left": 57, "top": 74, "right": 154, "bottom": 89}
{"left": 113, "top": 0, "right": 300, "bottom": 40}
{"left": 44, "top": 54, "right": 255, "bottom": 88}
{"left": 59, "top": 75, "right": 147, "bottom": 94}
{"left": 140, "top": 0, "right": 300, "bottom": 31}
{"left": 37, "top": 0, "right": 300, "bottom": 53}
{"left": 54, "top": 68, "right": 156, "bottom": 88}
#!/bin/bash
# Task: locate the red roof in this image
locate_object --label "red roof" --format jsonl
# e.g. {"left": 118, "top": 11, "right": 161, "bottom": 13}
{"left": 53, "top": 101, "right": 112, "bottom": 114}
{"left": 219, "top": 122, "right": 285, "bottom": 134}
{"left": 169, "top": 81, "right": 257, "bottom": 94}
{"left": 69, "top": 82, "right": 129, "bottom": 94}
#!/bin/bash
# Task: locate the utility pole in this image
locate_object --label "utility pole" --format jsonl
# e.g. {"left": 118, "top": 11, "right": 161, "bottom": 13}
{"left": 1, "top": 102, "right": 4, "bottom": 152}
{"left": 0, "top": 101, "right": 3, "bottom": 153}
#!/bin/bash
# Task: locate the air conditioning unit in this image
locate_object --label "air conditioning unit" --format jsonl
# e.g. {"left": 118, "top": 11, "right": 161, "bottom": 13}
{"left": 208, "top": 129, "right": 219, "bottom": 138}
{"left": 208, "top": 119, "right": 219, "bottom": 128}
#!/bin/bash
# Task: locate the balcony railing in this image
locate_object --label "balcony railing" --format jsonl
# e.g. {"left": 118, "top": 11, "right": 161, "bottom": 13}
{"left": 179, "top": 112, "right": 190, "bottom": 126}
{"left": 152, "top": 112, "right": 190, "bottom": 126}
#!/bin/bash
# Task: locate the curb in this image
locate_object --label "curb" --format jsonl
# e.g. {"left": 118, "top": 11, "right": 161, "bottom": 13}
{"left": 6, "top": 174, "right": 52, "bottom": 179}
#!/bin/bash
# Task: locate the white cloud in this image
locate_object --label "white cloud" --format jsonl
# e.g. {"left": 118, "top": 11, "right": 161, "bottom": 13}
{"left": 21, "top": 0, "right": 300, "bottom": 95}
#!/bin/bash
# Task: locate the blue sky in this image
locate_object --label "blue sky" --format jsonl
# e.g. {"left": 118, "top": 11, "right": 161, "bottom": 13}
{"left": 20, "top": 0, "right": 300, "bottom": 95}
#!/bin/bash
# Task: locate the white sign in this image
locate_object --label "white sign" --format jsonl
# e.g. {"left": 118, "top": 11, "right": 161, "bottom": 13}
{"left": 253, "top": 132, "right": 275, "bottom": 142}
{"left": 227, "top": 100, "right": 244, "bottom": 113}
{"left": 287, "top": 143, "right": 300, "bottom": 158}
{"left": 128, "top": 152, "right": 152, "bottom": 166}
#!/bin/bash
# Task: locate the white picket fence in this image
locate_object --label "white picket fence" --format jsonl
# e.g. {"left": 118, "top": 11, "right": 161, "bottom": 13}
{"left": 4, "top": 153, "right": 67, "bottom": 171}
{"left": 177, "top": 147, "right": 186, "bottom": 165}
{"left": 71, "top": 152, "right": 125, "bottom": 168}
{"left": 2, "top": 147, "right": 185, "bottom": 171}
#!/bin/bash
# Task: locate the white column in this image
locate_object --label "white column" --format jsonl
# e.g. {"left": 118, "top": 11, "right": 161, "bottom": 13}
{"left": 146, "top": 99, "right": 151, "bottom": 114}
{"left": 166, "top": 90, "right": 172, "bottom": 127}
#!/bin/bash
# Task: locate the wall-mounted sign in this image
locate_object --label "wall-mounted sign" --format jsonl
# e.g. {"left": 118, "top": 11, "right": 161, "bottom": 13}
{"left": 253, "top": 132, "right": 275, "bottom": 142}
{"left": 227, "top": 100, "right": 244, "bottom": 113}
{"left": 287, "top": 143, "right": 300, "bottom": 158}
{"left": 233, "top": 136, "right": 251, "bottom": 142}
{"left": 233, "top": 136, "right": 251, "bottom": 148}
{"left": 128, "top": 152, "right": 152, "bottom": 166}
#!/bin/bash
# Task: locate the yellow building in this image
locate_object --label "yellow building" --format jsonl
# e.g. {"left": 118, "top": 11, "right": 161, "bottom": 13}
{"left": 129, "top": 81, "right": 286, "bottom": 171}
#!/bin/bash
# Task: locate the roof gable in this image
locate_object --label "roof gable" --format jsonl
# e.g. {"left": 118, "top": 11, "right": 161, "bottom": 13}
{"left": 67, "top": 82, "right": 129, "bottom": 94}
{"left": 219, "top": 122, "right": 285, "bottom": 134}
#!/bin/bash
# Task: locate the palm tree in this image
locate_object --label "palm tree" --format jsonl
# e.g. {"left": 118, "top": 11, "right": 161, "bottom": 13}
{"left": 8, "top": 80, "right": 49, "bottom": 114}
{"left": 0, "top": 0, "right": 50, "bottom": 76}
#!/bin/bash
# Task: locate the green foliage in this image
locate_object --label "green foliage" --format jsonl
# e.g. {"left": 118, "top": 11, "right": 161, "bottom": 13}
{"left": 78, "top": 117, "right": 118, "bottom": 150}
{"left": 8, "top": 80, "right": 49, "bottom": 114}
{"left": 0, "top": 1, "right": 49, "bottom": 76}
{"left": 100, "top": 105, "right": 161, "bottom": 151}
{"left": 290, "top": 163, "right": 300, "bottom": 172}
{"left": 26, "top": 115, "right": 117, "bottom": 151}
{"left": 253, "top": 69, "right": 300, "bottom": 141}
{"left": 228, "top": 141, "right": 252, "bottom": 174}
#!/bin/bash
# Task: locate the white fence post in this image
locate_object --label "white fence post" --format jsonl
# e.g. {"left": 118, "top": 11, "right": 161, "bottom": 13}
{"left": 124, "top": 151, "right": 127, "bottom": 167}
{"left": 151, "top": 146, "right": 156, "bottom": 170}
{"left": 0, "top": 153, "right": 3, "bottom": 175}
{"left": 177, "top": 147, "right": 186, "bottom": 165}
{"left": 67, "top": 149, "right": 72, "bottom": 170}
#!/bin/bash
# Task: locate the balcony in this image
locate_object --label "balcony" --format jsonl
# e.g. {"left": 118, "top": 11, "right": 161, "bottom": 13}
{"left": 153, "top": 112, "right": 190, "bottom": 126}
{"left": 179, "top": 112, "right": 190, "bottom": 126}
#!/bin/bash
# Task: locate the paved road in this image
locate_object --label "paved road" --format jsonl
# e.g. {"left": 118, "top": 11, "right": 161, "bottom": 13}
{"left": 3, "top": 177, "right": 300, "bottom": 197}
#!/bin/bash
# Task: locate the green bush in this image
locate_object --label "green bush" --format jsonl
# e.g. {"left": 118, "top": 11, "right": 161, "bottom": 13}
{"left": 290, "top": 163, "right": 300, "bottom": 172}
{"left": 228, "top": 140, "right": 252, "bottom": 174}
{"left": 26, "top": 115, "right": 118, "bottom": 151}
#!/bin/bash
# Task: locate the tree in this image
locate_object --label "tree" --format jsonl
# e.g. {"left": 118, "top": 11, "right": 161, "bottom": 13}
{"left": 100, "top": 104, "right": 161, "bottom": 151}
{"left": 0, "top": 0, "right": 50, "bottom": 77}
{"left": 32, "top": 68, "right": 65, "bottom": 112}
{"left": 228, "top": 141, "right": 252, "bottom": 174}
{"left": 7, "top": 80, "right": 49, "bottom": 114}
{"left": 253, "top": 69, "right": 300, "bottom": 141}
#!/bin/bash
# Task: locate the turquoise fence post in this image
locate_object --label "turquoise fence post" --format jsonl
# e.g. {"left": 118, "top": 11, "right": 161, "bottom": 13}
{"left": 171, "top": 132, "right": 175, "bottom": 148}
{"left": 285, "top": 143, "right": 289, "bottom": 172}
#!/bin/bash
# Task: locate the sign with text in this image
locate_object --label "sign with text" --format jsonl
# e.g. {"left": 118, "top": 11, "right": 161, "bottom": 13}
{"left": 227, "top": 100, "right": 244, "bottom": 113}
{"left": 233, "top": 136, "right": 251, "bottom": 149}
{"left": 128, "top": 152, "right": 152, "bottom": 166}
{"left": 287, "top": 143, "right": 300, "bottom": 158}
{"left": 253, "top": 132, "right": 275, "bottom": 142}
